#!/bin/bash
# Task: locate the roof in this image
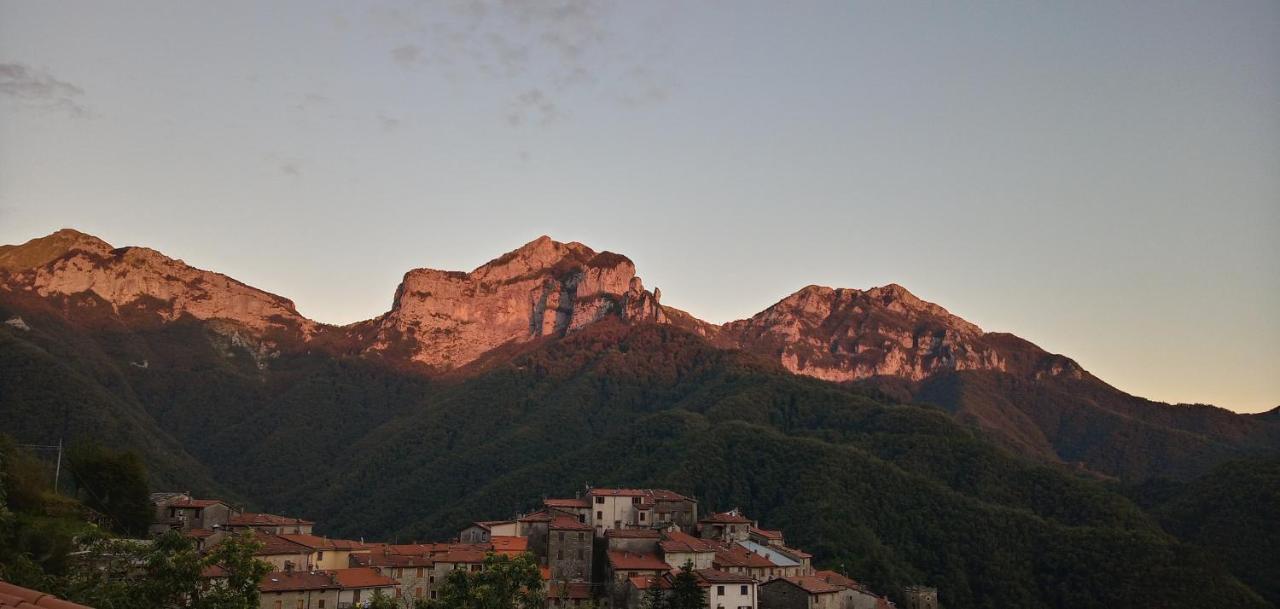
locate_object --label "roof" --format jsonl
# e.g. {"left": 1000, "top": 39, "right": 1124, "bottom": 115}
{"left": 277, "top": 534, "right": 368, "bottom": 551}
{"left": 259, "top": 571, "right": 338, "bottom": 593}
{"left": 356, "top": 552, "right": 434, "bottom": 568}
{"left": 766, "top": 576, "right": 845, "bottom": 595}
{"left": 814, "top": 570, "right": 861, "bottom": 591}
{"left": 228, "top": 512, "right": 314, "bottom": 527}
{"left": 470, "top": 520, "right": 517, "bottom": 530}
{"left": 773, "top": 545, "right": 812, "bottom": 560}
{"left": 0, "top": 581, "right": 93, "bottom": 609}
{"left": 695, "top": 568, "right": 756, "bottom": 584}
{"left": 185, "top": 528, "right": 215, "bottom": 538}
{"left": 518, "top": 509, "right": 553, "bottom": 523}
{"left": 588, "top": 489, "right": 694, "bottom": 502}
{"left": 659, "top": 531, "right": 718, "bottom": 554}
{"left": 168, "top": 498, "right": 226, "bottom": 509}
{"left": 432, "top": 550, "right": 487, "bottom": 564}
{"left": 492, "top": 536, "right": 529, "bottom": 555}
{"left": 737, "top": 540, "right": 800, "bottom": 567}
{"left": 712, "top": 544, "right": 774, "bottom": 569}
{"left": 628, "top": 574, "right": 675, "bottom": 590}
{"left": 550, "top": 514, "right": 593, "bottom": 531}
{"left": 201, "top": 564, "right": 230, "bottom": 578}
{"left": 331, "top": 567, "right": 399, "bottom": 589}
{"left": 604, "top": 528, "right": 660, "bottom": 539}
{"left": 699, "top": 511, "right": 751, "bottom": 525}
{"left": 749, "top": 527, "right": 783, "bottom": 540}
{"left": 544, "top": 497, "right": 591, "bottom": 509}
{"left": 607, "top": 551, "right": 671, "bottom": 571}
{"left": 248, "top": 532, "right": 312, "bottom": 556}
{"left": 547, "top": 582, "right": 593, "bottom": 600}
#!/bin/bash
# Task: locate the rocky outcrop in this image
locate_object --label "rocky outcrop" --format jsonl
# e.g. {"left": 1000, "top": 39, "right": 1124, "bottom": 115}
{"left": 0, "top": 229, "right": 315, "bottom": 337}
{"left": 714, "top": 284, "right": 1081, "bottom": 383}
{"left": 359, "top": 236, "right": 665, "bottom": 369}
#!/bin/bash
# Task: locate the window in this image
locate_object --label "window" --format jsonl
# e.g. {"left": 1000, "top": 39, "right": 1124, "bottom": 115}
{"left": 317, "top": 551, "right": 325, "bottom": 561}
{"left": 579, "top": 514, "right": 586, "bottom": 523}
{"left": 297, "top": 601, "right": 303, "bottom": 609}
{"left": 718, "top": 586, "right": 725, "bottom": 596}
{"left": 430, "top": 576, "right": 435, "bottom": 583}
{"left": 318, "top": 602, "right": 325, "bottom": 609}
{"left": 596, "top": 497, "right": 605, "bottom": 504}
{"left": 577, "top": 549, "right": 584, "bottom": 560}
{"left": 740, "top": 586, "right": 748, "bottom": 595}
{"left": 632, "top": 497, "right": 640, "bottom": 504}
{"left": 394, "top": 568, "right": 402, "bottom": 578}
{"left": 577, "top": 532, "right": 585, "bottom": 541}
{"left": 614, "top": 520, "right": 621, "bottom": 529}
{"left": 597, "top": 511, "right": 603, "bottom": 520}
{"left": 558, "top": 550, "right": 564, "bottom": 560}
{"left": 558, "top": 532, "right": 565, "bottom": 542}
{"left": 273, "top": 602, "right": 282, "bottom": 609}
{"left": 431, "top": 591, "right": 438, "bottom": 600}
{"left": 728, "top": 526, "right": 736, "bottom": 534}
{"left": 639, "top": 512, "right": 646, "bottom": 522}
{"left": 417, "top": 567, "right": 424, "bottom": 577}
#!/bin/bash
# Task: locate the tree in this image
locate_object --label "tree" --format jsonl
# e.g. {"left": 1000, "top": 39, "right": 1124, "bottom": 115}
{"left": 434, "top": 552, "right": 544, "bottom": 609}
{"left": 66, "top": 443, "right": 152, "bottom": 536}
{"left": 669, "top": 563, "right": 706, "bottom": 609}
{"left": 640, "top": 576, "right": 669, "bottom": 609}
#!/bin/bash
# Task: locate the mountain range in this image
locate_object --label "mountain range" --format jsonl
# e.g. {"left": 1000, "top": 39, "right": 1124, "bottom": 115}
{"left": 2, "top": 228, "right": 1277, "bottom": 608}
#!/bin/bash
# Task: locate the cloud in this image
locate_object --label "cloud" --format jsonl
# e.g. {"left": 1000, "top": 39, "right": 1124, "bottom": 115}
{"left": 392, "top": 44, "right": 424, "bottom": 68}
{"left": 505, "top": 88, "right": 560, "bottom": 126}
{"left": 377, "top": 113, "right": 402, "bottom": 132}
{"left": 0, "top": 63, "right": 91, "bottom": 117}
{"left": 279, "top": 162, "right": 302, "bottom": 177}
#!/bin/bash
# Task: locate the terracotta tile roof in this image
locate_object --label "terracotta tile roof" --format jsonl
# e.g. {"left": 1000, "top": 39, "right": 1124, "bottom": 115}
{"left": 432, "top": 550, "right": 487, "bottom": 564}
{"left": 228, "top": 512, "right": 314, "bottom": 527}
{"left": 492, "top": 536, "right": 529, "bottom": 555}
{"left": 749, "top": 527, "right": 782, "bottom": 540}
{"left": 201, "top": 565, "right": 230, "bottom": 578}
{"left": 331, "top": 567, "right": 399, "bottom": 589}
{"left": 659, "top": 531, "right": 718, "bottom": 553}
{"left": 814, "top": 570, "right": 861, "bottom": 590}
{"left": 550, "top": 514, "right": 593, "bottom": 531}
{"left": 384, "top": 543, "right": 436, "bottom": 556}
{"left": 169, "top": 499, "right": 226, "bottom": 509}
{"left": 695, "top": 568, "right": 756, "bottom": 584}
{"left": 774, "top": 545, "right": 812, "bottom": 560}
{"left": 699, "top": 511, "right": 752, "bottom": 525}
{"left": 712, "top": 544, "right": 774, "bottom": 569}
{"left": 248, "top": 532, "right": 312, "bottom": 556}
{"left": 277, "top": 534, "right": 368, "bottom": 551}
{"left": 628, "top": 574, "right": 674, "bottom": 590}
{"left": 544, "top": 497, "right": 591, "bottom": 509}
{"left": 473, "top": 520, "right": 516, "bottom": 530}
{"left": 357, "top": 553, "right": 434, "bottom": 568}
{"left": 547, "top": 582, "right": 593, "bottom": 600}
{"left": 604, "top": 528, "right": 660, "bottom": 539}
{"left": 769, "top": 576, "right": 845, "bottom": 595}
{"left": 518, "top": 510, "right": 553, "bottom": 523}
{"left": 259, "top": 571, "right": 338, "bottom": 593}
{"left": 0, "top": 581, "right": 93, "bottom": 609}
{"left": 185, "top": 528, "right": 215, "bottom": 538}
{"left": 607, "top": 551, "right": 671, "bottom": 571}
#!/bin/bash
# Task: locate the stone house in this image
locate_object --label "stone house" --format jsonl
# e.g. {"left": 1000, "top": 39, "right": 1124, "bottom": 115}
{"left": 587, "top": 489, "right": 698, "bottom": 536}
{"left": 698, "top": 511, "right": 753, "bottom": 543}
{"left": 658, "top": 530, "right": 718, "bottom": 570}
{"left": 332, "top": 568, "right": 399, "bottom": 606}
{"left": 258, "top": 571, "right": 338, "bottom": 609}
{"left": 759, "top": 577, "right": 848, "bottom": 609}
{"left": 460, "top": 520, "right": 519, "bottom": 543}
{"left": 548, "top": 513, "right": 594, "bottom": 581}
{"left": 226, "top": 512, "right": 315, "bottom": 535}
{"left": 604, "top": 527, "right": 661, "bottom": 555}
{"left": 152, "top": 496, "right": 236, "bottom": 534}
{"left": 698, "top": 569, "right": 758, "bottom": 609}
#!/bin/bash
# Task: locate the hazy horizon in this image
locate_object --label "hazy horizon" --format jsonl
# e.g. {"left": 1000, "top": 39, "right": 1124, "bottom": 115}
{"left": 3, "top": 1, "right": 1277, "bottom": 412}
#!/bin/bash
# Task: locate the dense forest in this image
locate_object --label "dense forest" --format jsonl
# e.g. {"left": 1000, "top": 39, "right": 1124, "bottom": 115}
{"left": 2, "top": 301, "right": 1277, "bottom": 608}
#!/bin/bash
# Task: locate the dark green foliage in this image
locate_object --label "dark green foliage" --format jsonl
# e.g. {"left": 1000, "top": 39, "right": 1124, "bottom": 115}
{"left": 1128, "top": 458, "right": 1280, "bottom": 607}
{"left": 434, "top": 552, "right": 544, "bottom": 609}
{"left": 670, "top": 563, "right": 707, "bottom": 609}
{"left": 66, "top": 443, "right": 152, "bottom": 536}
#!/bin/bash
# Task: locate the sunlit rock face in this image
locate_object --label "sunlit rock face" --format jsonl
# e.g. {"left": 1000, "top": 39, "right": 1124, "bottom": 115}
{"left": 0, "top": 229, "right": 315, "bottom": 337}
{"left": 714, "top": 284, "right": 1080, "bottom": 382}
{"left": 360, "top": 235, "right": 665, "bottom": 369}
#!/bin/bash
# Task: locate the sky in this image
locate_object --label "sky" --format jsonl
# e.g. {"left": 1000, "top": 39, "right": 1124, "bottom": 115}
{"left": 1, "top": 1, "right": 1277, "bottom": 412}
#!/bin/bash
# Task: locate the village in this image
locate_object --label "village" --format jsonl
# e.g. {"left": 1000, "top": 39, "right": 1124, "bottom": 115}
{"left": 146, "top": 488, "right": 938, "bottom": 609}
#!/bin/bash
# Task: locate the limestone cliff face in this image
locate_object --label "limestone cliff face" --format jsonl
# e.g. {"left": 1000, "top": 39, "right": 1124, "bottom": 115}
{"left": 359, "top": 236, "right": 665, "bottom": 369}
{"left": 715, "top": 284, "right": 1082, "bottom": 382}
{"left": 0, "top": 229, "right": 315, "bottom": 337}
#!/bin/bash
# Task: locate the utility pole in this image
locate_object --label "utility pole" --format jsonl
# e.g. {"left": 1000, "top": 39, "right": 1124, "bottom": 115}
{"left": 54, "top": 437, "right": 63, "bottom": 494}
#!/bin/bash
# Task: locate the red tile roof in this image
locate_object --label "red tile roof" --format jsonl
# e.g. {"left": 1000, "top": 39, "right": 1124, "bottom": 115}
{"left": 185, "top": 528, "right": 215, "bottom": 538}
{"left": 607, "top": 551, "right": 671, "bottom": 571}
{"left": 248, "top": 532, "right": 312, "bottom": 556}
{"left": 492, "top": 536, "right": 530, "bottom": 555}
{"left": 774, "top": 545, "right": 812, "bottom": 559}
{"left": 659, "top": 531, "right": 718, "bottom": 554}
{"left": 356, "top": 552, "right": 434, "bottom": 568}
{"left": 814, "top": 570, "right": 861, "bottom": 590}
{"left": 550, "top": 514, "right": 593, "bottom": 531}
{"left": 432, "top": 550, "right": 487, "bottom": 564}
{"left": 331, "top": 567, "right": 399, "bottom": 589}
{"left": 547, "top": 582, "right": 593, "bottom": 600}
{"left": 0, "top": 581, "right": 94, "bottom": 609}
{"left": 695, "top": 568, "right": 756, "bottom": 584}
{"left": 628, "top": 574, "right": 674, "bottom": 590}
{"left": 700, "top": 511, "right": 752, "bottom": 525}
{"left": 544, "top": 497, "right": 591, "bottom": 509}
{"left": 228, "top": 512, "right": 314, "bottom": 527}
{"left": 518, "top": 510, "right": 554, "bottom": 523}
{"left": 277, "top": 534, "right": 368, "bottom": 551}
{"left": 201, "top": 564, "right": 230, "bottom": 579}
{"left": 259, "top": 571, "right": 338, "bottom": 593}
{"left": 749, "top": 527, "right": 783, "bottom": 540}
{"left": 769, "top": 576, "right": 845, "bottom": 595}
{"left": 712, "top": 544, "right": 774, "bottom": 569}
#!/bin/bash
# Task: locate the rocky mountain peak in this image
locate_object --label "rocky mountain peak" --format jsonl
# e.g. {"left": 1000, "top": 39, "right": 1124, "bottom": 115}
{"left": 365, "top": 236, "right": 662, "bottom": 370}
{"left": 0, "top": 229, "right": 313, "bottom": 337}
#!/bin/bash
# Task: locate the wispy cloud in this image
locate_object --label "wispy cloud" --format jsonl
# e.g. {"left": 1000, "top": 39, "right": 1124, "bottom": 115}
{"left": 0, "top": 63, "right": 92, "bottom": 118}
{"left": 377, "top": 113, "right": 402, "bottom": 132}
{"left": 280, "top": 162, "right": 302, "bottom": 177}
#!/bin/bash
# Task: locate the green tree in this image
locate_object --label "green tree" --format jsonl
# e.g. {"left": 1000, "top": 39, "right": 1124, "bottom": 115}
{"left": 435, "top": 552, "right": 544, "bottom": 609}
{"left": 669, "top": 563, "right": 706, "bottom": 609}
{"left": 640, "top": 576, "right": 669, "bottom": 609}
{"left": 66, "top": 443, "right": 152, "bottom": 536}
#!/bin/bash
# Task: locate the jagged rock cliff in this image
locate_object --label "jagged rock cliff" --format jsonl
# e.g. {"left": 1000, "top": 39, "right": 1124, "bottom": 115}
{"left": 356, "top": 235, "right": 664, "bottom": 369}
{"left": 0, "top": 229, "right": 315, "bottom": 337}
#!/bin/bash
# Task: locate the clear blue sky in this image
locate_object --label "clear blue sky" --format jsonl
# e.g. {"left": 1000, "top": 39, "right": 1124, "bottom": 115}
{"left": 2, "top": 1, "right": 1277, "bottom": 412}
